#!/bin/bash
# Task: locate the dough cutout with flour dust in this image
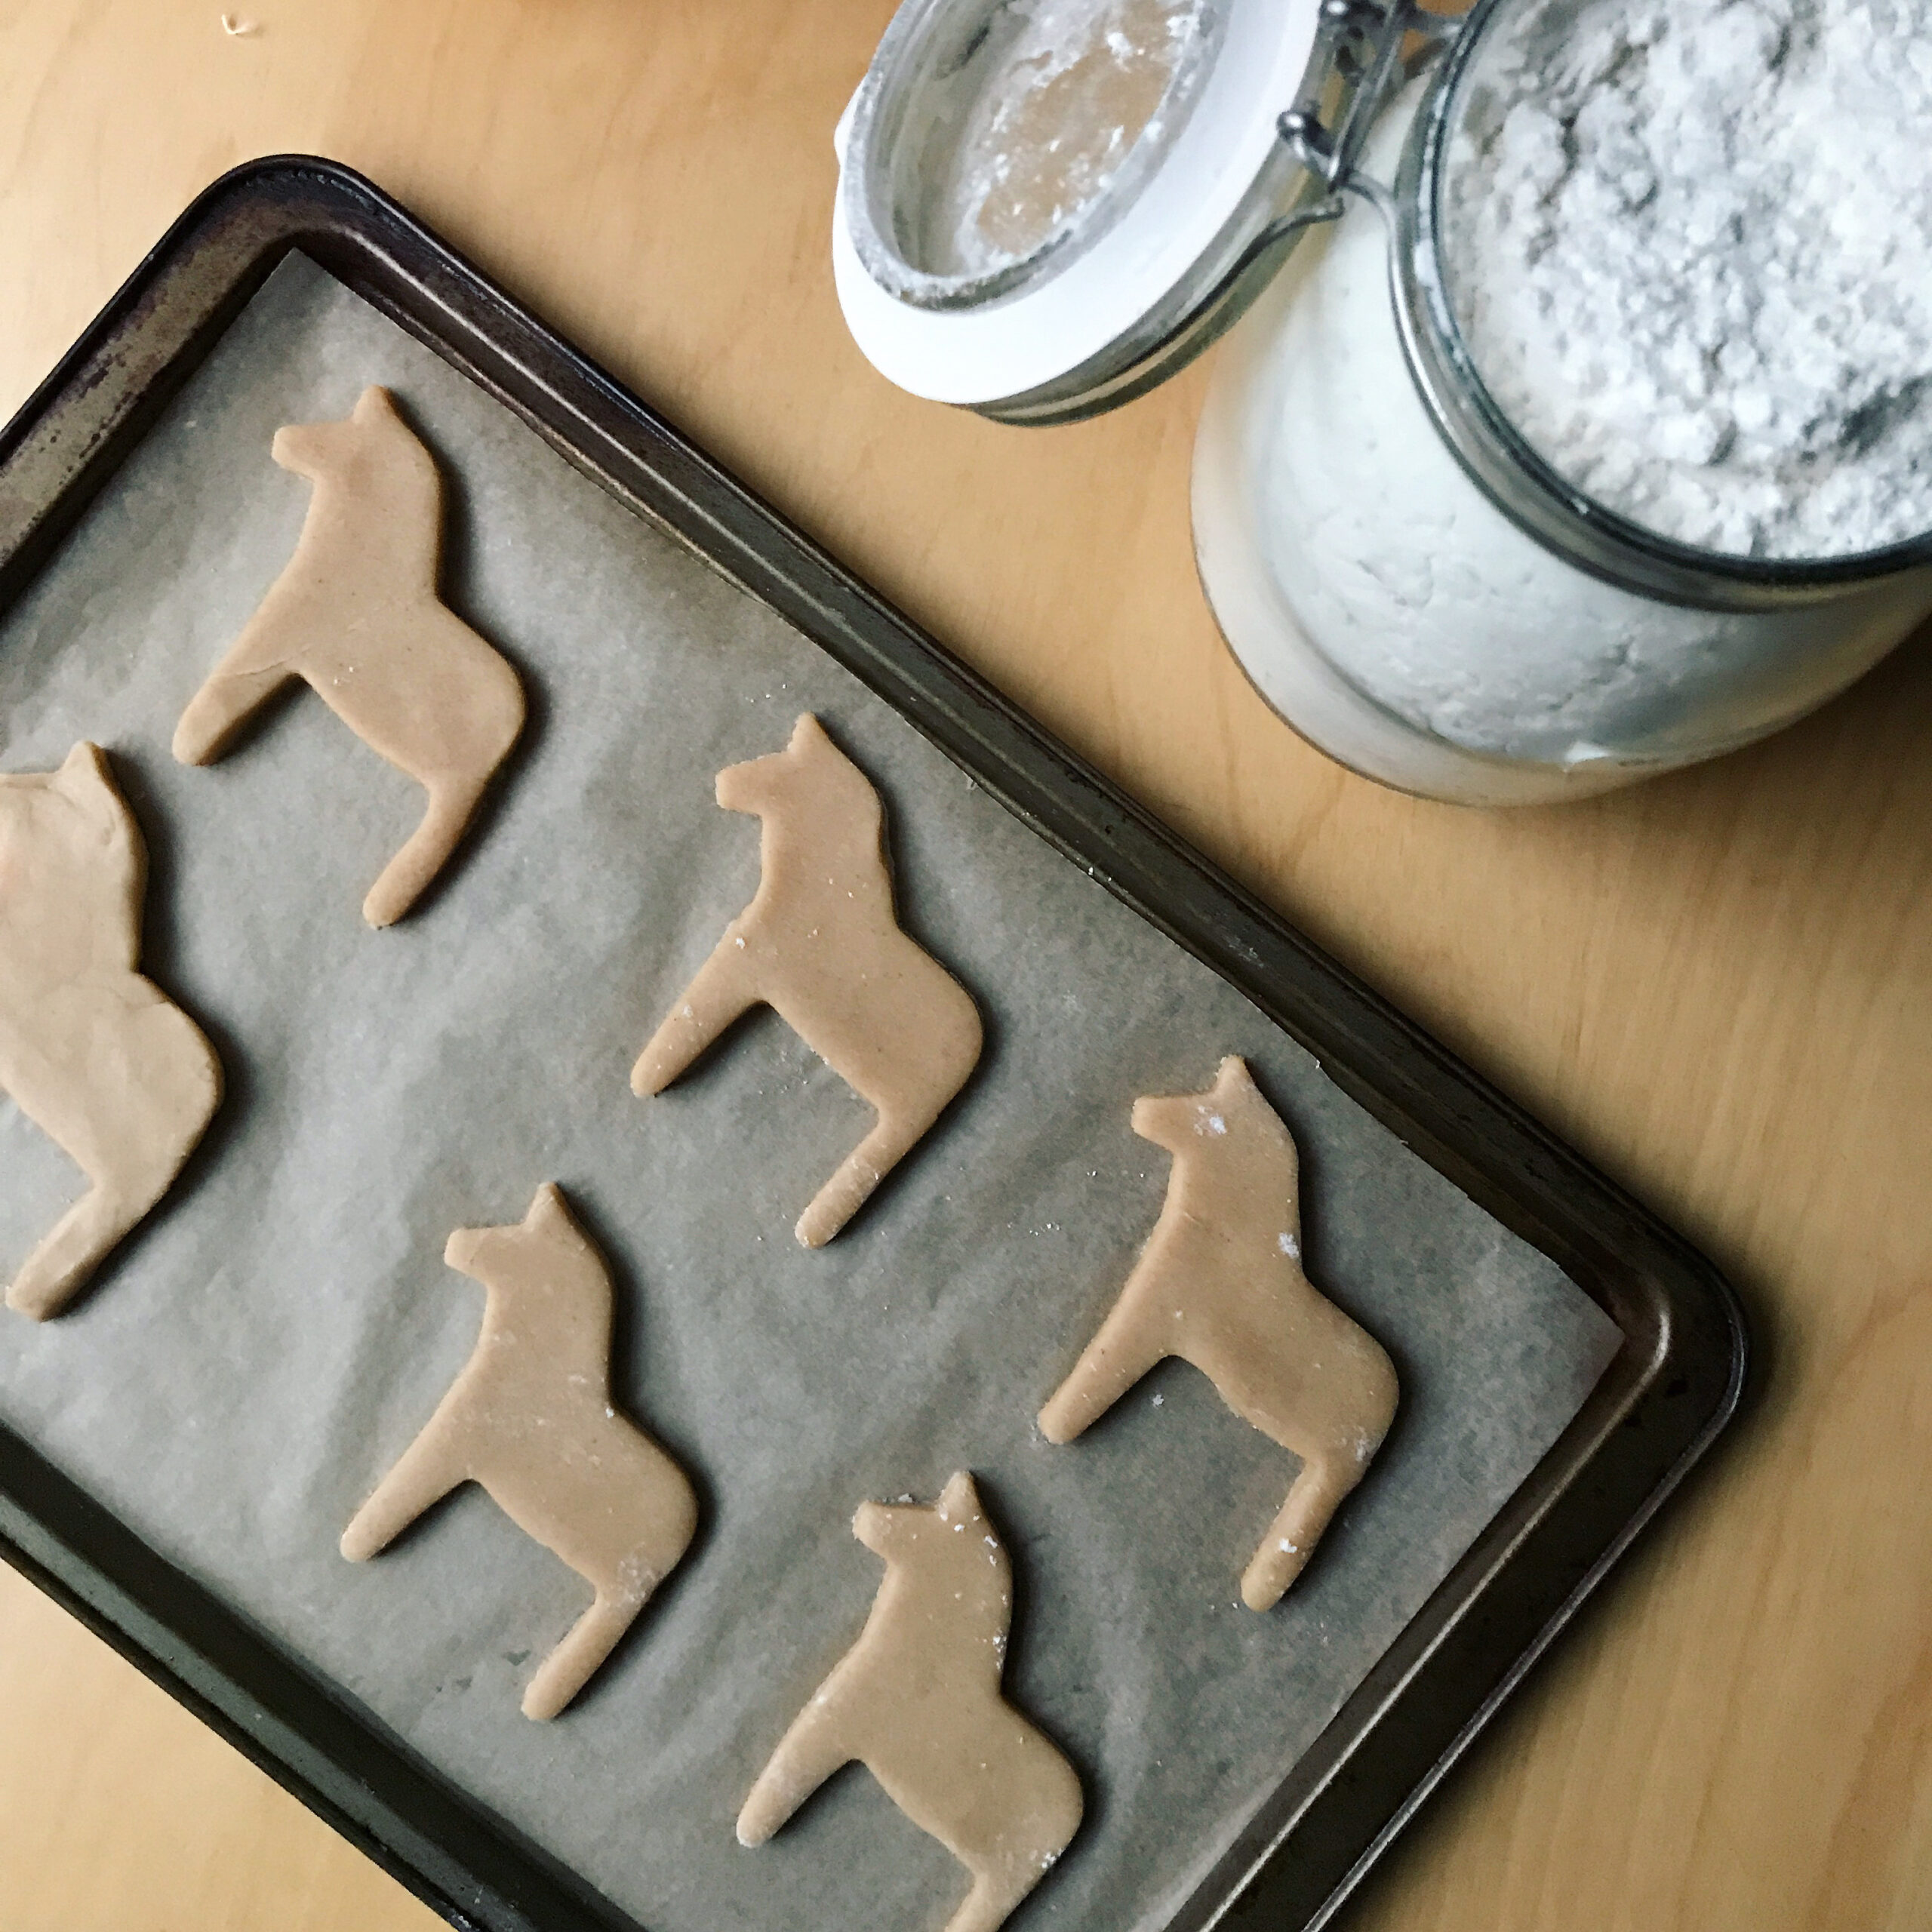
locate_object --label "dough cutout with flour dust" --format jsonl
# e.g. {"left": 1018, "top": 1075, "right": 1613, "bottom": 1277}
{"left": 738, "top": 1472, "right": 1082, "bottom": 1932}
{"left": 0, "top": 743, "right": 222, "bottom": 1321}
{"left": 1039, "top": 1056, "right": 1398, "bottom": 1610}
{"left": 341, "top": 1183, "right": 697, "bottom": 1720}
{"left": 632, "top": 713, "right": 983, "bottom": 1247}
{"left": 172, "top": 385, "right": 525, "bottom": 928}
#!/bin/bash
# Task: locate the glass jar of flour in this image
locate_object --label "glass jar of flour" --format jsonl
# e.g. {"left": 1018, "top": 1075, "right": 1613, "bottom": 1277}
{"left": 833, "top": 0, "right": 1932, "bottom": 804}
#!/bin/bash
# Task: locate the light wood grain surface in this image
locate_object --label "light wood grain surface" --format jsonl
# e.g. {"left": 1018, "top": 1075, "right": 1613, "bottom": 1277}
{"left": 3, "top": 5, "right": 1930, "bottom": 1929}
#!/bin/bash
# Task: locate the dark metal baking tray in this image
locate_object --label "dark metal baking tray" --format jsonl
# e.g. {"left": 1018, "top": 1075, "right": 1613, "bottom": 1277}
{"left": 0, "top": 158, "right": 1744, "bottom": 1932}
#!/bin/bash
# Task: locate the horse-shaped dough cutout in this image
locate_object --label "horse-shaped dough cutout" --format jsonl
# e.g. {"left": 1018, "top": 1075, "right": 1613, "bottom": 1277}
{"left": 173, "top": 385, "right": 525, "bottom": 928}
{"left": 739, "top": 1472, "right": 1081, "bottom": 1932}
{"left": 1039, "top": 1056, "right": 1398, "bottom": 1610}
{"left": 632, "top": 714, "right": 982, "bottom": 1247}
{"left": 341, "top": 1183, "right": 697, "bottom": 1719}
{"left": 0, "top": 743, "right": 222, "bottom": 1321}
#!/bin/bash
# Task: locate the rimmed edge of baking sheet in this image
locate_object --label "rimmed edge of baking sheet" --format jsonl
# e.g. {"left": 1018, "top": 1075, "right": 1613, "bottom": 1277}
{"left": 0, "top": 156, "right": 1746, "bottom": 1932}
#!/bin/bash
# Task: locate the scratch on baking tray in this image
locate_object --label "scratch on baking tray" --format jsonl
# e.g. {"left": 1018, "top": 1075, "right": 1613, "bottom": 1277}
{"left": 220, "top": 13, "right": 260, "bottom": 34}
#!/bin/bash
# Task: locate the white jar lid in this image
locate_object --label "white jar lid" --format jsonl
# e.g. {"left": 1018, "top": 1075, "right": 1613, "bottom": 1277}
{"left": 832, "top": 0, "right": 1328, "bottom": 420}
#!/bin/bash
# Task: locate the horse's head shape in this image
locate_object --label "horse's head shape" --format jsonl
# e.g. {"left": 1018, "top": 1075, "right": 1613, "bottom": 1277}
{"left": 0, "top": 743, "right": 138, "bottom": 961}
{"left": 445, "top": 1183, "right": 594, "bottom": 1297}
{"left": 854, "top": 1471, "right": 994, "bottom": 1572}
{"left": 272, "top": 385, "right": 433, "bottom": 496}
{"left": 852, "top": 1473, "right": 1013, "bottom": 1661}
{"left": 1131, "top": 1055, "right": 1294, "bottom": 1166}
{"left": 715, "top": 713, "right": 878, "bottom": 826}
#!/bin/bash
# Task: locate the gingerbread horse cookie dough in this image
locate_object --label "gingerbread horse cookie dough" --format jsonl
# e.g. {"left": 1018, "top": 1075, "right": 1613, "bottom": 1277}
{"left": 1040, "top": 1056, "right": 1398, "bottom": 1611}
{"left": 342, "top": 1183, "right": 697, "bottom": 1719}
{"left": 174, "top": 386, "right": 525, "bottom": 928}
{"left": 739, "top": 1472, "right": 1082, "bottom": 1932}
{"left": 0, "top": 743, "right": 222, "bottom": 1320}
{"left": 632, "top": 714, "right": 982, "bottom": 1247}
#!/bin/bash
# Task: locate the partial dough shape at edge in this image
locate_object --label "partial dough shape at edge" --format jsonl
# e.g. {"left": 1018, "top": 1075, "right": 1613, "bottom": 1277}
{"left": 0, "top": 742, "right": 223, "bottom": 1321}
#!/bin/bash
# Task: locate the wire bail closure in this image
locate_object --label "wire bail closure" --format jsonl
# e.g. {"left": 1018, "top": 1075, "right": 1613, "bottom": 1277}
{"left": 1277, "top": 0, "right": 1456, "bottom": 221}
{"left": 1186, "top": 0, "right": 1446, "bottom": 321}
{"left": 986, "top": 0, "right": 1460, "bottom": 422}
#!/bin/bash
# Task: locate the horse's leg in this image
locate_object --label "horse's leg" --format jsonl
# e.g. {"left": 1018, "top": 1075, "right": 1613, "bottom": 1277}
{"left": 940, "top": 1721, "right": 1082, "bottom": 1932}
{"left": 631, "top": 940, "right": 760, "bottom": 1097}
{"left": 1037, "top": 1281, "right": 1171, "bottom": 1443}
{"left": 361, "top": 775, "right": 483, "bottom": 928}
{"left": 173, "top": 653, "right": 299, "bottom": 766}
{"left": 1192, "top": 1318, "right": 1396, "bottom": 1609}
{"left": 340, "top": 1407, "right": 472, "bottom": 1561}
{"left": 1239, "top": 1454, "right": 1359, "bottom": 1611}
{"left": 791, "top": 968, "right": 979, "bottom": 1247}
{"left": 8, "top": 1184, "right": 157, "bottom": 1322}
{"left": 944, "top": 1864, "right": 1041, "bottom": 1932}
{"left": 737, "top": 1694, "right": 856, "bottom": 1846}
{"left": 794, "top": 1109, "right": 925, "bottom": 1248}
{"left": 358, "top": 655, "right": 525, "bottom": 927}
{"left": 6, "top": 1003, "right": 221, "bottom": 1321}
{"left": 520, "top": 1586, "right": 644, "bottom": 1721}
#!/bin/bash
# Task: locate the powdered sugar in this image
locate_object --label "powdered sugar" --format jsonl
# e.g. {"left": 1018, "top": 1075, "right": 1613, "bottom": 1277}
{"left": 1443, "top": 0, "right": 1932, "bottom": 559}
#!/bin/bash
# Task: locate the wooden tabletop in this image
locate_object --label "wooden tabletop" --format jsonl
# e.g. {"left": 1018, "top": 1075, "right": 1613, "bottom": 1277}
{"left": 4, "top": 5, "right": 1930, "bottom": 1929}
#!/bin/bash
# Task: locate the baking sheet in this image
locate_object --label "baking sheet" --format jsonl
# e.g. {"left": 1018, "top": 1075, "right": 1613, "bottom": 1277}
{"left": 0, "top": 254, "right": 1619, "bottom": 1932}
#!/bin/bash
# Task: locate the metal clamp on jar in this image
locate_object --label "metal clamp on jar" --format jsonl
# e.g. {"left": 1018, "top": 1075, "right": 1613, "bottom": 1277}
{"left": 833, "top": 0, "right": 1932, "bottom": 805}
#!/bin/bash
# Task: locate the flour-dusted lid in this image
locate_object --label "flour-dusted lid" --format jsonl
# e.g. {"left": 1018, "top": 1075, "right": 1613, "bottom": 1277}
{"left": 833, "top": 0, "right": 1402, "bottom": 423}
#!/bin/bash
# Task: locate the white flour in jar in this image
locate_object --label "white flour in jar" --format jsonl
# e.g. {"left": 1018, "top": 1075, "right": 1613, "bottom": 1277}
{"left": 1192, "top": 76, "right": 1932, "bottom": 791}
{"left": 1442, "top": 0, "right": 1932, "bottom": 560}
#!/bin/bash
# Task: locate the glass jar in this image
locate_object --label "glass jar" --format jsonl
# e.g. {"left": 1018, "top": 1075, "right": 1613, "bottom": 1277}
{"left": 1192, "top": 72, "right": 1932, "bottom": 802}
{"left": 833, "top": 0, "right": 1932, "bottom": 804}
